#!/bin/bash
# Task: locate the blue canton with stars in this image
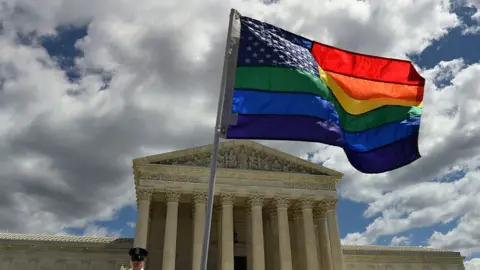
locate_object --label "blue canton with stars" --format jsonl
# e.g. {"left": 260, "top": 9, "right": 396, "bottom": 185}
{"left": 237, "top": 17, "right": 319, "bottom": 76}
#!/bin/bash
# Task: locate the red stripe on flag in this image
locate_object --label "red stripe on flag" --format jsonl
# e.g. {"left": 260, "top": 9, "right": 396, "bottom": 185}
{"left": 311, "top": 42, "right": 425, "bottom": 86}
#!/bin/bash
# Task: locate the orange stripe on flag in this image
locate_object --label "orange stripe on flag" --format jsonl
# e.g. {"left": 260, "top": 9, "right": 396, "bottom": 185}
{"left": 325, "top": 71, "right": 424, "bottom": 102}
{"left": 311, "top": 42, "right": 425, "bottom": 86}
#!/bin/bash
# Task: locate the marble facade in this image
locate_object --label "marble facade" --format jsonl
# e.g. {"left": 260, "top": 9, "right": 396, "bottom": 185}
{"left": 0, "top": 140, "right": 466, "bottom": 270}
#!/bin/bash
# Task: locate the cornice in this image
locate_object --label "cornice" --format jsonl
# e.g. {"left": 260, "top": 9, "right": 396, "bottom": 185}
{"left": 0, "top": 244, "right": 128, "bottom": 254}
{"left": 0, "top": 233, "right": 132, "bottom": 244}
{"left": 343, "top": 254, "right": 465, "bottom": 264}
{"left": 342, "top": 245, "right": 456, "bottom": 254}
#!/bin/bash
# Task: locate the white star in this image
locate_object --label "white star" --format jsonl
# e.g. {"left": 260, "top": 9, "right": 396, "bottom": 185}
{"left": 253, "top": 53, "right": 258, "bottom": 58}
{"left": 266, "top": 54, "right": 271, "bottom": 58}
{"left": 260, "top": 48, "right": 265, "bottom": 52}
{"left": 248, "top": 36, "right": 253, "bottom": 40}
{"left": 259, "top": 59, "right": 264, "bottom": 63}
{"left": 245, "top": 58, "right": 251, "bottom": 63}
{"left": 253, "top": 42, "right": 259, "bottom": 46}
{"left": 246, "top": 46, "right": 252, "bottom": 51}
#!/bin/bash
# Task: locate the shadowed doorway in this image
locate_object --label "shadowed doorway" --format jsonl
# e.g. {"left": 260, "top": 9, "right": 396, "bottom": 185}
{"left": 234, "top": 256, "right": 247, "bottom": 270}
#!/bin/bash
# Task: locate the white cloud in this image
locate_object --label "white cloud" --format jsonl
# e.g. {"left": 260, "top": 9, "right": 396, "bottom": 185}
{"left": 127, "top": 222, "right": 136, "bottom": 229}
{"left": 82, "top": 224, "right": 121, "bottom": 238}
{"left": 465, "top": 258, "right": 480, "bottom": 270}
{"left": 390, "top": 236, "right": 411, "bottom": 246}
{"left": 462, "top": 25, "right": 480, "bottom": 35}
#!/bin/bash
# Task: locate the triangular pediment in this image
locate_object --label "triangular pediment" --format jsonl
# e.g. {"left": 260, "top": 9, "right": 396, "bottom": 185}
{"left": 133, "top": 140, "right": 343, "bottom": 177}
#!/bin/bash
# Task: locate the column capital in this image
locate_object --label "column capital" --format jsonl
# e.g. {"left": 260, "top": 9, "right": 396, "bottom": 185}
{"left": 193, "top": 191, "right": 208, "bottom": 205}
{"left": 300, "top": 197, "right": 315, "bottom": 210}
{"left": 221, "top": 192, "right": 235, "bottom": 206}
{"left": 273, "top": 195, "right": 290, "bottom": 209}
{"left": 267, "top": 204, "right": 277, "bottom": 217}
{"left": 247, "top": 193, "right": 264, "bottom": 207}
{"left": 136, "top": 187, "right": 154, "bottom": 201}
{"left": 214, "top": 202, "right": 223, "bottom": 215}
{"left": 313, "top": 207, "right": 327, "bottom": 220}
{"left": 321, "top": 197, "right": 338, "bottom": 210}
{"left": 165, "top": 189, "right": 181, "bottom": 203}
{"left": 292, "top": 204, "right": 303, "bottom": 219}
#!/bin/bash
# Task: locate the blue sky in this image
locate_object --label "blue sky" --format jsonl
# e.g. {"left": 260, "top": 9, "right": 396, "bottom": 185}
{"left": 43, "top": 6, "right": 480, "bottom": 258}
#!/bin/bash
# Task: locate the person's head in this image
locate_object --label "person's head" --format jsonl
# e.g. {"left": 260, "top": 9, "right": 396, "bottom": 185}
{"left": 128, "top": 247, "right": 148, "bottom": 269}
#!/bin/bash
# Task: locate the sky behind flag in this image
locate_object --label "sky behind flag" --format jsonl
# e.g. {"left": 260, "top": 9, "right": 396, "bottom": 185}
{"left": 0, "top": 0, "right": 479, "bottom": 269}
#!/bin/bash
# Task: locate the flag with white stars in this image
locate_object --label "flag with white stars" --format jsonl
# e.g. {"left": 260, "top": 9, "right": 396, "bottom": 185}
{"left": 237, "top": 17, "right": 319, "bottom": 76}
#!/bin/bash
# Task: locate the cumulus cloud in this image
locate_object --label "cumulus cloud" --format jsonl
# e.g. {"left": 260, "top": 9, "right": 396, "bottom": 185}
{"left": 0, "top": 0, "right": 478, "bottom": 262}
{"left": 335, "top": 61, "right": 480, "bottom": 253}
{"left": 390, "top": 236, "right": 411, "bottom": 246}
{"left": 465, "top": 258, "right": 480, "bottom": 270}
{"left": 82, "top": 224, "right": 121, "bottom": 238}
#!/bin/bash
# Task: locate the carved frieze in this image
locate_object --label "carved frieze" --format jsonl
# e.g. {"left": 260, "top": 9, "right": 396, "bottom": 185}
{"left": 151, "top": 145, "right": 328, "bottom": 175}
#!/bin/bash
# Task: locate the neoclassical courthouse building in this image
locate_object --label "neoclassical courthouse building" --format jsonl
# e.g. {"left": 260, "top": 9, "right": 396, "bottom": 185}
{"left": 0, "top": 141, "right": 466, "bottom": 270}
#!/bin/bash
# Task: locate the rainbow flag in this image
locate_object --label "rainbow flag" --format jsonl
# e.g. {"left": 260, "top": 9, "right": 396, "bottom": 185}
{"left": 222, "top": 16, "right": 425, "bottom": 174}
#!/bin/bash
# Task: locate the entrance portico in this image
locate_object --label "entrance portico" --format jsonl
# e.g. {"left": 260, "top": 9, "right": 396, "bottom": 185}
{"left": 132, "top": 140, "right": 344, "bottom": 270}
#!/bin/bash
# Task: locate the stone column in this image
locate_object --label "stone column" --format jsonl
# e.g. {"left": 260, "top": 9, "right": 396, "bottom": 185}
{"left": 162, "top": 190, "right": 181, "bottom": 270}
{"left": 29, "top": 258, "right": 40, "bottom": 270}
{"left": 245, "top": 205, "right": 253, "bottom": 270}
{"left": 192, "top": 191, "right": 208, "bottom": 270}
{"left": 301, "top": 198, "right": 320, "bottom": 270}
{"left": 267, "top": 205, "right": 280, "bottom": 270}
{"left": 288, "top": 209, "right": 297, "bottom": 270}
{"left": 314, "top": 203, "right": 332, "bottom": 270}
{"left": 274, "top": 195, "right": 293, "bottom": 270}
{"left": 325, "top": 198, "right": 344, "bottom": 270}
{"left": 248, "top": 194, "right": 266, "bottom": 270}
{"left": 221, "top": 193, "right": 235, "bottom": 270}
{"left": 53, "top": 259, "right": 65, "bottom": 270}
{"left": 293, "top": 204, "right": 306, "bottom": 270}
{"left": 214, "top": 203, "right": 223, "bottom": 270}
{"left": 134, "top": 187, "right": 153, "bottom": 248}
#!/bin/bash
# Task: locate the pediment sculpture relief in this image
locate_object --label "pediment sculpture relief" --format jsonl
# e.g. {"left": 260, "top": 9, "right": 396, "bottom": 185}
{"left": 152, "top": 145, "right": 327, "bottom": 175}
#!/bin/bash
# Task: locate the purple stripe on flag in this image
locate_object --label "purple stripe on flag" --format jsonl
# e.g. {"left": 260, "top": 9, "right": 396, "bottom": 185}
{"left": 227, "top": 114, "right": 420, "bottom": 173}
{"left": 227, "top": 114, "right": 344, "bottom": 146}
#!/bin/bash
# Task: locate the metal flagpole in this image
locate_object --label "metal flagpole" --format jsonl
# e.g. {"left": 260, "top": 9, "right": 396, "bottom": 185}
{"left": 199, "top": 9, "right": 239, "bottom": 270}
